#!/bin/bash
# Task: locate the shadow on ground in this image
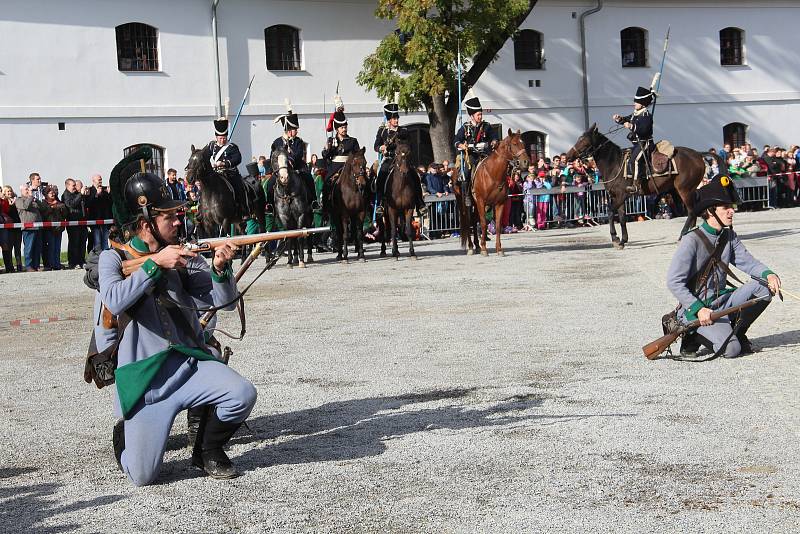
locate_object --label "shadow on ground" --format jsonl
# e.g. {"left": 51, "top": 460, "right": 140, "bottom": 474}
{"left": 0, "top": 468, "right": 125, "bottom": 533}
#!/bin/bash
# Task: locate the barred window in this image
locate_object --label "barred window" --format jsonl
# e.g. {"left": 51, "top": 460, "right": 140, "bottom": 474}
{"left": 116, "top": 23, "right": 159, "bottom": 72}
{"left": 404, "top": 124, "right": 434, "bottom": 168}
{"left": 723, "top": 122, "right": 747, "bottom": 149}
{"left": 123, "top": 144, "right": 165, "bottom": 178}
{"left": 521, "top": 131, "right": 547, "bottom": 162}
{"left": 720, "top": 28, "right": 744, "bottom": 66}
{"left": 514, "top": 30, "right": 544, "bottom": 70}
{"left": 265, "top": 25, "right": 302, "bottom": 71}
{"left": 620, "top": 27, "right": 647, "bottom": 68}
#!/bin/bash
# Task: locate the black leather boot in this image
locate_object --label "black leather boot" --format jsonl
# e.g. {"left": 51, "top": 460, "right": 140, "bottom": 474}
{"left": 191, "top": 409, "right": 243, "bottom": 479}
{"left": 186, "top": 406, "right": 207, "bottom": 450}
{"left": 733, "top": 300, "right": 770, "bottom": 354}
{"left": 113, "top": 419, "right": 125, "bottom": 472}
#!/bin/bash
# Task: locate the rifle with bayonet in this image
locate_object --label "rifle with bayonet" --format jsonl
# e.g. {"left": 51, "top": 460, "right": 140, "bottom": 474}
{"left": 642, "top": 295, "right": 771, "bottom": 360}
{"left": 115, "top": 227, "right": 329, "bottom": 276}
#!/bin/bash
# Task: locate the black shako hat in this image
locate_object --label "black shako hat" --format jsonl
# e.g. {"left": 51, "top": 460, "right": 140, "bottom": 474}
{"left": 383, "top": 103, "right": 400, "bottom": 120}
{"left": 464, "top": 89, "right": 482, "bottom": 115}
{"left": 214, "top": 117, "right": 229, "bottom": 136}
{"left": 693, "top": 173, "right": 742, "bottom": 216}
{"left": 634, "top": 86, "right": 653, "bottom": 107}
{"left": 332, "top": 110, "right": 347, "bottom": 127}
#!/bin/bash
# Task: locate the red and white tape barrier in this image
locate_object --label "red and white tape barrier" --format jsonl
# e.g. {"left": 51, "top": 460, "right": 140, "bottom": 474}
{"left": 0, "top": 219, "right": 114, "bottom": 229}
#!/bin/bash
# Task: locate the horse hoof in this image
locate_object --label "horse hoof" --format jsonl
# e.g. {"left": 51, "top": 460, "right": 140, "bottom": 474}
{"left": 497, "top": 250, "right": 505, "bottom": 257}
{"left": 340, "top": 259, "right": 348, "bottom": 265}
{"left": 306, "top": 258, "right": 314, "bottom": 264}
{"left": 480, "top": 250, "right": 488, "bottom": 257}
{"left": 360, "top": 258, "right": 366, "bottom": 263}
{"left": 409, "top": 255, "right": 418, "bottom": 261}
{"left": 612, "top": 241, "right": 624, "bottom": 250}
{"left": 467, "top": 249, "right": 474, "bottom": 256}
{"left": 299, "top": 262, "right": 306, "bottom": 268}
{"left": 380, "top": 251, "right": 387, "bottom": 257}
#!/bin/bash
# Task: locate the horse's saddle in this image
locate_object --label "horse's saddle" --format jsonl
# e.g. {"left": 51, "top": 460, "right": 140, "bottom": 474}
{"left": 623, "top": 140, "right": 678, "bottom": 179}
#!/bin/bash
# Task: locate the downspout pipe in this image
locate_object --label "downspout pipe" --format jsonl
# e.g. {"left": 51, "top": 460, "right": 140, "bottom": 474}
{"left": 579, "top": 0, "right": 603, "bottom": 130}
{"left": 212, "top": 0, "right": 223, "bottom": 117}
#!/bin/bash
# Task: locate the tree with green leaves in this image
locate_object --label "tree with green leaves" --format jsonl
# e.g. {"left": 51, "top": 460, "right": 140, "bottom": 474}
{"left": 357, "top": 0, "right": 537, "bottom": 163}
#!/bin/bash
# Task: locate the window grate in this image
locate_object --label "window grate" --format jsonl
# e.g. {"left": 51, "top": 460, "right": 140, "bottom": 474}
{"left": 123, "top": 144, "right": 165, "bottom": 178}
{"left": 621, "top": 27, "right": 647, "bottom": 68}
{"left": 116, "top": 23, "right": 159, "bottom": 72}
{"left": 723, "top": 123, "right": 747, "bottom": 148}
{"left": 720, "top": 28, "right": 744, "bottom": 66}
{"left": 514, "top": 30, "right": 544, "bottom": 70}
{"left": 522, "top": 131, "right": 547, "bottom": 162}
{"left": 265, "top": 25, "right": 301, "bottom": 71}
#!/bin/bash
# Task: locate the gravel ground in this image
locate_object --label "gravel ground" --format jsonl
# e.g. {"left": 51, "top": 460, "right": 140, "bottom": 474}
{"left": 1, "top": 210, "right": 799, "bottom": 533}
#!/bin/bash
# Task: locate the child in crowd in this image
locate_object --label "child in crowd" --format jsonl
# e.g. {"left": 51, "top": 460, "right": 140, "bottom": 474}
{"left": 522, "top": 171, "right": 536, "bottom": 231}
{"left": 536, "top": 171, "right": 551, "bottom": 230}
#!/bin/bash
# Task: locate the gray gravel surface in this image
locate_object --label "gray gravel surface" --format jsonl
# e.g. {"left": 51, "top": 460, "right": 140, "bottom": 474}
{"left": 1, "top": 210, "right": 799, "bottom": 533}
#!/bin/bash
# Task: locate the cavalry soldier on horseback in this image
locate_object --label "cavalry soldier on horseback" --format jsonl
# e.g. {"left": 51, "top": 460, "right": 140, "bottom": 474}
{"left": 613, "top": 86, "right": 654, "bottom": 194}
{"left": 666, "top": 173, "right": 781, "bottom": 358}
{"left": 454, "top": 90, "right": 499, "bottom": 205}
{"left": 96, "top": 150, "right": 256, "bottom": 486}
{"left": 207, "top": 117, "right": 250, "bottom": 214}
{"left": 321, "top": 109, "right": 360, "bottom": 215}
{"left": 267, "top": 101, "right": 317, "bottom": 213}
{"left": 373, "top": 99, "right": 427, "bottom": 217}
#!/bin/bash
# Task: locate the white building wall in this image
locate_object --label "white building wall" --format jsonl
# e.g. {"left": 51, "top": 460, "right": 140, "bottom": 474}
{"left": 0, "top": 0, "right": 798, "bottom": 187}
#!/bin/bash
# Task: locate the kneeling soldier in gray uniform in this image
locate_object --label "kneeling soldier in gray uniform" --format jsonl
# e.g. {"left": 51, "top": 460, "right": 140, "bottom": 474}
{"left": 99, "top": 152, "right": 256, "bottom": 486}
{"left": 666, "top": 173, "right": 782, "bottom": 358}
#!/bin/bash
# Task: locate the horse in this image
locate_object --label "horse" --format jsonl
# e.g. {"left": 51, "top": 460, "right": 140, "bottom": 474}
{"left": 331, "top": 147, "right": 369, "bottom": 263}
{"left": 379, "top": 142, "right": 418, "bottom": 260}
{"left": 565, "top": 124, "right": 710, "bottom": 248}
{"left": 272, "top": 149, "right": 314, "bottom": 268}
{"left": 452, "top": 130, "right": 529, "bottom": 256}
{"left": 185, "top": 144, "right": 265, "bottom": 238}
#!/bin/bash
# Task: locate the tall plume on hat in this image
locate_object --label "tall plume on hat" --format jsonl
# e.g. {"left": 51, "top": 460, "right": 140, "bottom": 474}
{"left": 333, "top": 92, "right": 344, "bottom": 111}
{"left": 383, "top": 91, "right": 401, "bottom": 121}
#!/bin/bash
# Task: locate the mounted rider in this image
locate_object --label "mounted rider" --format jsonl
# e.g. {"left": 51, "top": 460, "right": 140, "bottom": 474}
{"left": 267, "top": 100, "right": 317, "bottom": 214}
{"left": 207, "top": 117, "right": 250, "bottom": 214}
{"left": 666, "top": 173, "right": 781, "bottom": 358}
{"left": 613, "top": 86, "right": 654, "bottom": 194}
{"left": 94, "top": 148, "right": 256, "bottom": 486}
{"left": 320, "top": 109, "right": 360, "bottom": 215}
{"left": 454, "top": 90, "right": 499, "bottom": 205}
{"left": 373, "top": 98, "right": 427, "bottom": 217}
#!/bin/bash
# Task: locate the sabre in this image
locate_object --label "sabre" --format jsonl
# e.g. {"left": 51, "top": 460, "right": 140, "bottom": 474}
{"left": 649, "top": 26, "right": 670, "bottom": 120}
{"left": 228, "top": 74, "right": 256, "bottom": 144}
{"left": 457, "top": 40, "right": 466, "bottom": 179}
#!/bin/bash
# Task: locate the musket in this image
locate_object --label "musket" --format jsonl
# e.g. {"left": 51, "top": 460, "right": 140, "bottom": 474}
{"left": 118, "top": 227, "right": 330, "bottom": 276}
{"left": 649, "top": 26, "right": 670, "bottom": 120}
{"left": 642, "top": 295, "right": 771, "bottom": 360}
{"left": 228, "top": 74, "right": 256, "bottom": 144}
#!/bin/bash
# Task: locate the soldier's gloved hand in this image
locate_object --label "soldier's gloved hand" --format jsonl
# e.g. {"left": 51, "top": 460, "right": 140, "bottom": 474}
{"left": 213, "top": 242, "right": 238, "bottom": 272}
{"left": 697, "top": 307, "right": 713, "bottom": 327}
{"left": 153, "top": 245, "right": 196, "bottom": 270}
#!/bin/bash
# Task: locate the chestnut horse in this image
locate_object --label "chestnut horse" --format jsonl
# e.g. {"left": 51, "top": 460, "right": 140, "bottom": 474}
{"left": 452, "top": 130, "right": 529, "bottom": 256}
{"left": 331, "top": 147, "right": 369, "bottom": 263}
{"left": 379, "top": 142, "right": 418, "bottom": 260}
{"left": 566, "top": 124, "right": 712, "bottom": 248}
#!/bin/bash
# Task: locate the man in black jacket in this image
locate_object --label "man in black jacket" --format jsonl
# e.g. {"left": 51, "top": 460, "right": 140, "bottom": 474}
{"left": 62, "top": 178, "right": 87, "bottom": 268}
{"left": 86, "top": 174, "right": 113, "bottom": 251}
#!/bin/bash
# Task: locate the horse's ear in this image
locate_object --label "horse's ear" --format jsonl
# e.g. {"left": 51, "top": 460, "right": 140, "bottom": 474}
{"left": 507, "top": 128, "right": 513, "bottom": 137}
{"left": 359, "top": 147, "right": 366, "bottom": 155}
{"left": 191, "top": 144, "right": 196, "bottom": 152}
{"left": 589, "top": 122, "right": 597, "bottom": 133}
{"left": 516, "top": 129, "right": 521, "bottom": 136}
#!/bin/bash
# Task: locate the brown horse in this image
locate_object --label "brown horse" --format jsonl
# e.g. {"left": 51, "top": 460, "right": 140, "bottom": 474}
{"left": 331, "top": 147, "right": 369, "bottom": 263}
{"left": 566, "top": 124, "right": 712, "bottom": 248}
{"left": 452, "top": 130, "right": 529, "bottom": 256}
{"left": 379, "top": 142, "right": 417, "bottom": 260}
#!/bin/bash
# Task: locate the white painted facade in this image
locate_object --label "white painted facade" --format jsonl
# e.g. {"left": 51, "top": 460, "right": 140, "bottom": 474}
{"left": 1, "top": 0, "right": 798, "bottom": 187}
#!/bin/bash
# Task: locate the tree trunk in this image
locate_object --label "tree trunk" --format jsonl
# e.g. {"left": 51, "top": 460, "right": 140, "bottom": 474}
{"left": 427, "top": 93, "right": 457, "bottom": 164}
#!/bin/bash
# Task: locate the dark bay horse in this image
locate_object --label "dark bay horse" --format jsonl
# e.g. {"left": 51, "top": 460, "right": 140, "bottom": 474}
{"left": 185, "top": 144, "right": 265, "bottom": 238}
{"left": 331, "top": 147, "right": 369, "bottom": 263}
{"left": 565, "top": 124, "right": 709, "bottom": 248}
{"left": 379, "top": 142, "right": 417, "bottom": 260}
{"left": 452, "top": 130, "right": 529, "bottom": 256}
{"left": 273, "top": 149, "right": 313, "bottom": 268}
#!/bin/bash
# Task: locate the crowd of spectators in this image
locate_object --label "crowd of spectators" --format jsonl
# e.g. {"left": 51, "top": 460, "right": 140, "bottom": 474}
{"left": 1, "top": 142, "right": 798, "bottom": 272}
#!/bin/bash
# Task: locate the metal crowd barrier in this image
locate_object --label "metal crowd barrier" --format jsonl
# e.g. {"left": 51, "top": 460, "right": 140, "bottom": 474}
{"left": 420, "top": 178, "right": 772, "bottom": 238}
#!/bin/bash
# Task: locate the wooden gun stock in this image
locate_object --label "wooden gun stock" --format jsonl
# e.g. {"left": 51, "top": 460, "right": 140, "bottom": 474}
{"left": 642, "top": 296, "right": 770, "bottom": 360}
{"left": 120, "top": 227, "right": 329, "bottom": 276}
